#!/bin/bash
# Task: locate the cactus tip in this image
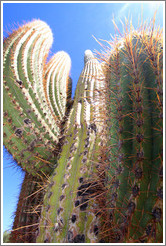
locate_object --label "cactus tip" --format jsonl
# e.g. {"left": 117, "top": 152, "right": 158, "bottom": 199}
{"left": 84, "top": 50, "right": 94, "bottom": 64}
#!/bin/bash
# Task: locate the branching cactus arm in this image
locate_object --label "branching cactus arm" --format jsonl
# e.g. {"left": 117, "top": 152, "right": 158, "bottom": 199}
{"left": 44, "top": 51, "right": 71, "bottom": 121}
{"left": 36, "top": 50, "right": 106, "bottom": 243}
{"left": 3, "top": 20, "right": 71, "bottom": 176}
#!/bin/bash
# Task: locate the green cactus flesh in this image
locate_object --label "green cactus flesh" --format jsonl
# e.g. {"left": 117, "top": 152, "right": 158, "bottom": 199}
{"left": 3, "top": 19, "right": 163, "bottom": 243}
{"left": 3, "top": 20, "right": 71, "bottom": 176}
{"left": 36, "top": 50, "right": 107, "bottom": 243}
{"left": 101, "top": 27, "right": 163, "bottom": 243}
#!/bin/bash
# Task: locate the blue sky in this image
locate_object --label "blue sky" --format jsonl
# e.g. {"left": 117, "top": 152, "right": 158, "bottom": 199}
{"left": 2, "top": 1, "right": 164, "bottom": 233}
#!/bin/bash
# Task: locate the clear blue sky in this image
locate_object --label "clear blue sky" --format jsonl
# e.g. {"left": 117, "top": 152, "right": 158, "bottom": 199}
{"left": 2, "top": 1, "right": 164, "bottom": 233}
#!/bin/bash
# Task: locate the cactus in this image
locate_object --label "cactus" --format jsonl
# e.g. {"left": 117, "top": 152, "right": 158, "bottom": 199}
{"left": 96, "top": 19, "right": 163, "bottom": 243}
{"left": 36, "top": 50, "right": 106, "bottom": 243}
{"left": 3, "top": 20, "right": 71, "bottom": 176}
{"left": 9, "top": 173, "right": 46, "bottom": 243}
{"left": 3, "top": 17, "right": 163, "bottom": 243}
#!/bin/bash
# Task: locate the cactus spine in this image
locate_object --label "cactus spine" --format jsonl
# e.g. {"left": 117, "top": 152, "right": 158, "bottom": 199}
{"left": 9, "top": 173, "right": 46, "bottom": 243}
{"left": 3, "top": 18, "right": 163, "bottom": 243}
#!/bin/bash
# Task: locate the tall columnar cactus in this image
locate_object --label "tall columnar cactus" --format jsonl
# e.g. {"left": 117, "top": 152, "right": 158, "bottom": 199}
{"left": 97, "top": 20, "right": 163, "bottom": 243}
{"left": 3, "top": 20, "right": 71, "bottom": 176}
{"left": 36, "top": 50, "right": 107, "bottom": 243}
{"left": 3, "top": 18, "right": 163, "bottom": 243}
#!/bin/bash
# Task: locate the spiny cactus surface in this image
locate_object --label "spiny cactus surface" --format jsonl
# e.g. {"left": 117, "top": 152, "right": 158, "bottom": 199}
{"left": 36, "top": 50, "right": 107, "bottom": 243}
{"left": 3, "top": 18, "right": 163, "bottom": 243}
{"left": 97, "top": 21, "right": 163, "bottom": 243}
{"left": 3, "top": 20, "right": 71, "bottom": 177}
{"left": 9, "top": 173, "right": 46, "bottom": 243}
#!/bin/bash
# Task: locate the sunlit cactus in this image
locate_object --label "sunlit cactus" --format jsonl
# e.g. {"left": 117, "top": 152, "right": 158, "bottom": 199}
{"left": 3, "top": 20, "right": 71, "bottom": 176}
{"left": 44, "top": 51, "right": 72, "bottom": 122}
{"left": 36, "top": 50, "right": 106, "bottom": 243}
{"left": 3, "top": 17, "right": 163, "bottom": 244}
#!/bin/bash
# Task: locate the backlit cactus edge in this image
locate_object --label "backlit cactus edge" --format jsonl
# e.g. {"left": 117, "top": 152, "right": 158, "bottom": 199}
{"left": 3, "top": 18, "right": 163, "bottom": 243}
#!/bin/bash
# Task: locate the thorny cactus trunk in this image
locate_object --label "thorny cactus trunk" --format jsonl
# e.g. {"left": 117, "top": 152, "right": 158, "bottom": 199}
{"left": 3, "top": 17, "right": 163, "bottom": 243}
{"left": 97, "top": 20, "right": 163, "bottom": 243}
{"left": 9, "top": 173, "right": 46, "bottom": 243}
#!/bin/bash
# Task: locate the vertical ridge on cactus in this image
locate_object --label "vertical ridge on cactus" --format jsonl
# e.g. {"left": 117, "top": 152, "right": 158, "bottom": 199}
{"left": 44, "top": 51, "right": 71, "bottom": 122}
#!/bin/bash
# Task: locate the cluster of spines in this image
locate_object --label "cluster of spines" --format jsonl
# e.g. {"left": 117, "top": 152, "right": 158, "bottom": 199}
{"left": 3, "top": 20, "right": 71, "bottom": 176}
{"left": 9, "top": 173, "right": 46, "bottom": 243}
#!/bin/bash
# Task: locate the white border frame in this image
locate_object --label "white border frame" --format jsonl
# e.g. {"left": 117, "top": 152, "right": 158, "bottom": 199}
{"left": 1, "top": 1, "right": 165, "bottom": 245}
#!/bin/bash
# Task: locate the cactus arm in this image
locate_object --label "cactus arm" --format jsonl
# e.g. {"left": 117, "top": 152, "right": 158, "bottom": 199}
{"left": 44, "top": 51, "right": 71, "bottom": 121}
{"left": 15, "top": 22, "right": 58, "bottom": 137}
{"left": 3, "top": 20, "right": 72, "bottom": 176}
{"left": 3, "top": 21, "right": 57, "bottom": 175}
{"left": 36, "top": 56, "right": 88, "bottom": 242}
{"left": 45, "top": 56, "right": 62, "bottom": 120}
{"left": 37, "top": 50, "right": 106, "bottom": 243}
{"left": 67, "top": 57, "right": 105, "bottom": 243}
